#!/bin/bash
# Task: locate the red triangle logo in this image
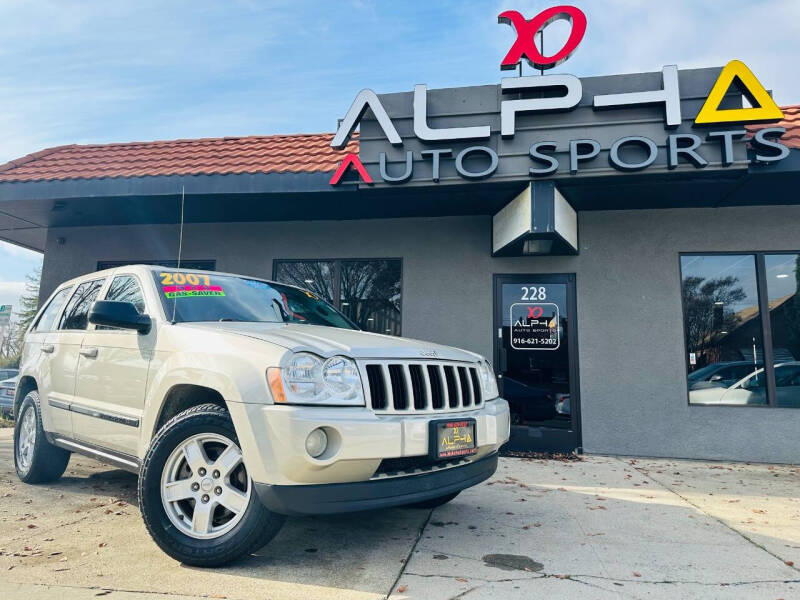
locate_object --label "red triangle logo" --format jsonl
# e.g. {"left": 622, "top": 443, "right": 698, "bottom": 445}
{"left": 329, "top": 153, "right": 373, "bottom": 185}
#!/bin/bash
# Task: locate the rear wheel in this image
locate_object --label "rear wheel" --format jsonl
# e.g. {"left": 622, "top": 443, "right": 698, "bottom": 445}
{"left": 405, "top": 491, "right": 460, "bottom": 509}
{"left": 14, "top": 391, "right": 71, "bottom": 483}
{"left": 138, "top": 403, "right": 285, "bottom": 566}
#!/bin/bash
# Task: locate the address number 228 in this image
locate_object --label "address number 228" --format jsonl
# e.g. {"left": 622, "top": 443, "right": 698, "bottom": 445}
{"left": 521, "top": 286, "right": 546, "bottom": 300}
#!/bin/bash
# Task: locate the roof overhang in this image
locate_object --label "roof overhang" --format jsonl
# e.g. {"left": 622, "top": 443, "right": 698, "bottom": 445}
{"left": 0, "top": 148, "right": 798, "bottom": 254}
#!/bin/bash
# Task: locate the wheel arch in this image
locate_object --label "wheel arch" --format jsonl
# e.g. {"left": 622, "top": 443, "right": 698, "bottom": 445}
{"left": 152, "top": 384, "right": 227, "bottom": 438}
{"left": 14, "top": 376, "right": 38, "bottom": 419}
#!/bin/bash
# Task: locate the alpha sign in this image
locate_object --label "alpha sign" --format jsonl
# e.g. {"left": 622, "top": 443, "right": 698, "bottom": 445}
{"left": 329, "top": 7, "right": 788, "bottom": 186}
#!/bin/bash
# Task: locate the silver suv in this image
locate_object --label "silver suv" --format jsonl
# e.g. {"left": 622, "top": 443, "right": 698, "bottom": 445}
{"left": 13, "top": 266, "right": 510, "bottom": 566}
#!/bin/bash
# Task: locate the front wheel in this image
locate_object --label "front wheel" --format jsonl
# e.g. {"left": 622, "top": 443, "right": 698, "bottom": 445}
{"left": 138, "top": 403, "right": 285, "bottom": 567}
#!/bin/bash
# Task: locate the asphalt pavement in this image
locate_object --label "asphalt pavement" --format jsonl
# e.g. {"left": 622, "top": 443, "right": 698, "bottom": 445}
{"left": 0, "top": 428, "right": 798, "bottom": 599}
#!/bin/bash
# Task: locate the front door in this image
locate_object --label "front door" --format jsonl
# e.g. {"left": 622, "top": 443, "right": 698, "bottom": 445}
{"left": 73, "top": 274, "right": 152, "bottom": 456}
{"left": 494, "top": 274, "right": 580, "bottom": 453}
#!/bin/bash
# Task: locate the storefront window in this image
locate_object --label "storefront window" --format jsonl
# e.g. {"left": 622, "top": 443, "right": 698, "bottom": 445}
{"left": 765, "top": 254, "right": 800, "bottom": 408}
{"left": 274, "top": 259, "right": 402, "bottom": 335}
{"left": 273, "top": 261, "right": 336, "bottom": 305}
{"left": 681, "top": 255, "right": 765, "bottom": 405}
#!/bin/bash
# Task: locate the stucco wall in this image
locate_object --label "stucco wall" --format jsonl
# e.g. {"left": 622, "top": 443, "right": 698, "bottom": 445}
{"left": 40, "top": 205, "right": 800, "bottom": 463}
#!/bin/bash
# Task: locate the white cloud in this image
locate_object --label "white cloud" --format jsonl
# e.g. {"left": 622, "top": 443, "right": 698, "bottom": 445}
{"left": 0, "top": 242, "right": 41, "bottom": 260}
{"left": 0, "top": 281, "right": 28, "bottom": 310}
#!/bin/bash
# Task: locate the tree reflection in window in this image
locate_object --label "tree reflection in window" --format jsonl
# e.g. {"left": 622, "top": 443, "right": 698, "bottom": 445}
{"left": 273, "top": 261, "right": 335, "bottom": 305}
{"left": 58, "top": 279, "right": 105, "bottom": 331}
{"left": 340, "top": 260, "right": 401, "bottom": 335}
{"left": 681, "top": 255, "right": 765, "bottom": 405}
{"left": 682, "top": 274, "right": 747, "bottom": 362}
{"left": 273, "top": 259, "right": 402, "bottom": 335}
{"left": 97, "top": 276, "right": 145, "bottom": 330}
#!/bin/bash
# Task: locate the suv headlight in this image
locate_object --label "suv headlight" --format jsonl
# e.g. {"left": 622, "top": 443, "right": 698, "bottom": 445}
{"left": 267, "top": 352, "right": 365, "bottom": 406}
{"left": 477, "top": 359, "right": 499, "bottom": 400}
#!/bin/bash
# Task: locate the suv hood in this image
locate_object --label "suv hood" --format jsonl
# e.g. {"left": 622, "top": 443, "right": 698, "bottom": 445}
{"left": 183, "top": 322, "right": 481, "bottom": 362}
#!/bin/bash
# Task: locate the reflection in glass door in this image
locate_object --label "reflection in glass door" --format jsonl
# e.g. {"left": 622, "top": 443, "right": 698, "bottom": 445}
{"left": 494, "top": 274, "right": 580, "bottom": 453}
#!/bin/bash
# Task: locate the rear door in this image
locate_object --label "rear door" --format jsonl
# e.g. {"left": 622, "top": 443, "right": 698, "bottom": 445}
{"left": 48, "top": 279, "right": 106, "bottom": 438}
{"left": 23, "top": 286, "right": 73, "bottom": 434}
{"left": 72, "top": 274, "right": 153, "bottom": 456}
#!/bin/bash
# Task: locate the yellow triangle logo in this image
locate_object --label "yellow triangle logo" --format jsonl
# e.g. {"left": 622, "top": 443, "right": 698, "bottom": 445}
{"left": 695, "top": 60, "right": 784, "bottom": 125}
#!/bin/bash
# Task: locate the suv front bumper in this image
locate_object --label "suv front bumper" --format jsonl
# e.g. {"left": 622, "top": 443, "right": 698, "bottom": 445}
{"left": 256, "top": 452, "right": 498, "bottom": 515}
{"left": 229, "top": 398, "right": 510, "bottom": 486}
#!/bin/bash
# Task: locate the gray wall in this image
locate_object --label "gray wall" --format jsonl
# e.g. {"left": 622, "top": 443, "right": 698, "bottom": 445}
{"left": 41, "top": 205, "right": 800, "bottom": 463}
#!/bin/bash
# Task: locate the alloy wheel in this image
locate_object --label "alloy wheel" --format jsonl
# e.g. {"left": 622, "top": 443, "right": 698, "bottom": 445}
{"left": 160, "top": 433, "right": 252, "bottom": 540}
{"left": 16, "top": 405, "right": 37, "bottom": 473}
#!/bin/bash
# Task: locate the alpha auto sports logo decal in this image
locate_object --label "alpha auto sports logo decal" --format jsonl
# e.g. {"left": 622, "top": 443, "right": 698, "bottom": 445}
{"left": 498, "top": 5, "right": 586, "bottom": 71}
{"left": 329, "top": 6, "right": 788, "bottom": 186}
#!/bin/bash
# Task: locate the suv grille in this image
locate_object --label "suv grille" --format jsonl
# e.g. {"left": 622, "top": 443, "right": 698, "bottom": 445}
{"left": 361, "top": 361, "right": 483, "bottom": 414}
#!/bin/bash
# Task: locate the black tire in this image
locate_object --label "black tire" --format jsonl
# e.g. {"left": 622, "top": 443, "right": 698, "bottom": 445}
{"left": 14, "top": 391, "right": 71, "bottom": 483}
{"left": 138, "top": 403, "right": 285, "bottom": 567}
{"left": 405, "top": 491, "right": 460, "bottom": 509}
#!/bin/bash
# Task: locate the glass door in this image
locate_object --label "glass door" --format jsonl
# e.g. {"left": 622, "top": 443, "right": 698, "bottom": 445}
{"left": 494, "top": 274, "right": 580, "bottom": 453}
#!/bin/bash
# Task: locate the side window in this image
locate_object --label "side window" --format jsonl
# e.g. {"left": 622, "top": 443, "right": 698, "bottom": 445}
{"left": 106, "top": 276, "right": 145, "bottom": 312}
{"left": 33, "top": 287, "right": 73, "bottom": 332}
{"left": 58, "top": 280, "right": 105, "bottom": 331}
{"left": 97, "top": 276, "right": 145, "bottom": 330}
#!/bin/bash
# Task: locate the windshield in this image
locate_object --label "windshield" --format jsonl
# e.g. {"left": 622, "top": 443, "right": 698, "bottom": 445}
{"left": 153, "top": 271, "right": 357, "bottom": 328}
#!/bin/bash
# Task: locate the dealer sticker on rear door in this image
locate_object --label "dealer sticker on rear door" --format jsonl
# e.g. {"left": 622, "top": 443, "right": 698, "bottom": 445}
{"left": 433, "top": 419, "right": 477, "bottom": 460}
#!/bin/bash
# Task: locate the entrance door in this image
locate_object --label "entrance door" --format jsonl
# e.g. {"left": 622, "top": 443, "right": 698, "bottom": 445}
{"left": 494, "top": 274, "right": 580, "bottom": 453}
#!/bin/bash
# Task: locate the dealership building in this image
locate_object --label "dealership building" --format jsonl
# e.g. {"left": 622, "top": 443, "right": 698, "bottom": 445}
{"left": 0, "top": 57, "right": 799, "bottom": 462}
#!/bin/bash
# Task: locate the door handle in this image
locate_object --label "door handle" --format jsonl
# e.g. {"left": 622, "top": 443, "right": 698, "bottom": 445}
{"left": 42, "top": 344, "right": 55, "bottom": 354}
{"left": 79, "top": 347, "right": 99, "bottom": 358}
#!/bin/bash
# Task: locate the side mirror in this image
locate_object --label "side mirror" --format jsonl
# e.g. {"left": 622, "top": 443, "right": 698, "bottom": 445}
{"left": 89, "top": 300, "right": 152, "bottom": 334}
{"left": 709, "top": 374, "right": 723, "bottom": 382}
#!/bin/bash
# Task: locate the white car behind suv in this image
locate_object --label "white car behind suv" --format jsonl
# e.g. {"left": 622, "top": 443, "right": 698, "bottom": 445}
{"left": 13, "top": 265, "right": 510, "bottom": 566}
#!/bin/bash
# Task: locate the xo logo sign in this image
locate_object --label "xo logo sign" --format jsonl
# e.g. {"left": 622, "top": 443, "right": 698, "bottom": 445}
{"left": 498, "top": 5, "right": 587, "bottom": 71}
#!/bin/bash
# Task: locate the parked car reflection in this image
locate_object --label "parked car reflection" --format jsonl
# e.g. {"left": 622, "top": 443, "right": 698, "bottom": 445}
{"left": 0, "top": 376, "right": 17, "bottom": 416}
{"left": 688, "top": 361, "right": 763, "bottom": 391}
{"left": 689, "top": 362, "right": 800, "bottom": 407}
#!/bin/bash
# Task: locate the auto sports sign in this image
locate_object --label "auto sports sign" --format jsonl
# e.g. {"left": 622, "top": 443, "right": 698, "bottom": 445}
{"left": 329, "top": 6, "right": 788, "bottom": 186}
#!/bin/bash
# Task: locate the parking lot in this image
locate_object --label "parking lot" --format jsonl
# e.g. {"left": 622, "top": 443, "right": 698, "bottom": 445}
{"left": 0, "top": 428, "right": 798, "bottom": 600}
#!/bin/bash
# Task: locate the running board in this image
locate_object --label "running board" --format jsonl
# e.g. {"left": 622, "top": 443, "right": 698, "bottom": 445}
{"left": 52, "top": 436, "right": 141, "bottom": 473}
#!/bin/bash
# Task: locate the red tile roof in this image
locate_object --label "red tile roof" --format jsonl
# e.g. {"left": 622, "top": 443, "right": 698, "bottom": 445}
{"left": 0, "top": 133, "right": 357, "bottom": 182}
{"left": 746, "top": 105, "right": 800, "bottom": 148}
{"left": 0, "top": 105, "right": 795, "bottom": 184}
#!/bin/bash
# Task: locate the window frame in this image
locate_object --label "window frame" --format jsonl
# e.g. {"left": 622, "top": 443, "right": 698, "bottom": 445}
{"left": 272, "top": 257, "right": 404, "bottom": 336}
{"left": 679, "top": 250, "right": 800, "bottom": 409}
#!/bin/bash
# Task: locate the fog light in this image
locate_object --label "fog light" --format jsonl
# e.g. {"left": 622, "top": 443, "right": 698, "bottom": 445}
{"left": 305, "top": 428, "right": 328, "bottom": 458}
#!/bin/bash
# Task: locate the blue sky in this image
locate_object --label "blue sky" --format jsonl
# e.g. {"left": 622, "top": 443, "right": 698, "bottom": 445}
{"left": 0, "top": 0, "right": 798, "bottom": 309}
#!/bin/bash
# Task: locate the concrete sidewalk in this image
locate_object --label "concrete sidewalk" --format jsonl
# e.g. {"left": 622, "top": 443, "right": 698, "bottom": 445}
{"left": 0, "top": 428, "right": 798, "bottom": 600}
